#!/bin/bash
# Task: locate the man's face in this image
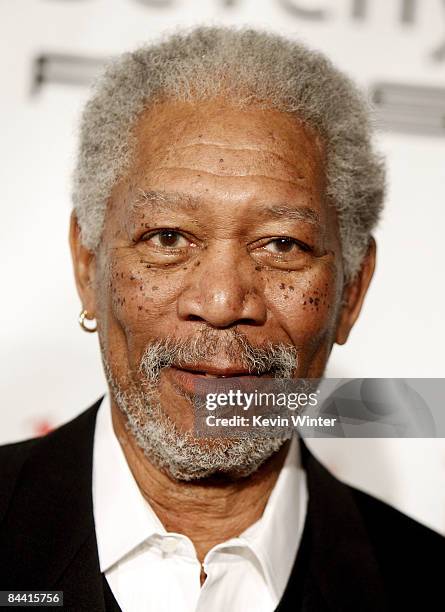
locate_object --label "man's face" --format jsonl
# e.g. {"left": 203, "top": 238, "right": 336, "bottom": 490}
{"left": 71, "top": 99, "right": 374, "bottom": 477}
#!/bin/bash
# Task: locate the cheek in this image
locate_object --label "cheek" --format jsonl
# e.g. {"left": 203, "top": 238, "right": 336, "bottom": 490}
{"left": 104, "top": 255, "right": 185, "bottom": 348}
{"left": 264, "top": 264, "right": 341, "bottom": 346}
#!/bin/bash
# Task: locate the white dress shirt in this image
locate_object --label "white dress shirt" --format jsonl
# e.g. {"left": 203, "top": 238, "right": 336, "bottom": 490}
{"left": 92, "top": 395, "right": 308, "bottom": 612}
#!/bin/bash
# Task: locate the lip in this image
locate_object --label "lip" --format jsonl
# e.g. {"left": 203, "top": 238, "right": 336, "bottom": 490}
{"left": 166, "top": 366, "right": 267, "bottom": 395}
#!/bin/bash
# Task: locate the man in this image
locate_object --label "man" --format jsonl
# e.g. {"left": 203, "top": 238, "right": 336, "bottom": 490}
{"left": 0, "top": 27, "right": 443, "bottom": 611}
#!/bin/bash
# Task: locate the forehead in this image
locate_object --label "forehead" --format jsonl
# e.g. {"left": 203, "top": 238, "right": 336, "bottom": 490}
{"left": 130, "top": 99, "right": 325, "bottom": 179}
{"left": 110, "top": 99, "right": 329, "bottom": 226}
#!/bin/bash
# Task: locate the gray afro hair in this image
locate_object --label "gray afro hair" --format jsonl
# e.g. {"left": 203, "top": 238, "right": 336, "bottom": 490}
{"left": 72, "top": 26, "right": 385, "bottom": 279}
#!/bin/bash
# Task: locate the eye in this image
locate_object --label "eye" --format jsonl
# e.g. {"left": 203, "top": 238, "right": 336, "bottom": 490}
{"left": 142, "top": 230, "right": 191, "bottom": 249}
{"left": 264, "top": 237, "right": 311, "bottom": 254}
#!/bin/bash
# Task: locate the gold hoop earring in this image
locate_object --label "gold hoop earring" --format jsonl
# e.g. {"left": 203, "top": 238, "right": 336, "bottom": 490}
{"left": 79, "top": 309, "right": 97, "bottom": 333}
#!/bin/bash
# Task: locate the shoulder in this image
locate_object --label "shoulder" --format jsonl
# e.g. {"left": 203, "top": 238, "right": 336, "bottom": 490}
{"left": 0, "top": 436, "right": 38, "bottom": 465}
{"left": 347, "top": 483, "right": 445, "bottom": 604}
{"left": 350, "top": 484, "right": 444, "bottom": 547}
{"left": 302, "top": 441, "right": 444, "bottom": 554}
{"left": 0, "top": 437, "right": 40, "bottom": 521}
{"left": 0, "top": 400, "right": 102, "bottom": 523}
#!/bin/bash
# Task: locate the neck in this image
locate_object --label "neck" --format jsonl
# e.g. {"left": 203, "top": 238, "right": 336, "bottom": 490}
{"left": 111, "top": 402, "right": 289, "bottom": 564}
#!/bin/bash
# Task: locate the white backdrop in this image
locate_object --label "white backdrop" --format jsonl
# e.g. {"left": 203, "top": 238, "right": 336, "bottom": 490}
{"left": 1, "top": 0, "right": 444, "bottom": 533}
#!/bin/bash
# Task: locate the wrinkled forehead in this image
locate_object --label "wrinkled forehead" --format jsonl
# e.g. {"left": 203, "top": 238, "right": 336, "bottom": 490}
{"left": 129, "top": 99, "right": 326, "bottom": 182}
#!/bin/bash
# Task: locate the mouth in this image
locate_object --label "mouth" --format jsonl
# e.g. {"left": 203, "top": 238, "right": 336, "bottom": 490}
{"left": 165, "top": 365, "right": 270, "bottom": 395}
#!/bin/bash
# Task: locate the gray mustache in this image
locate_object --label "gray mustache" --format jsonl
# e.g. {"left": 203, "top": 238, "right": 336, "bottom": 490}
{"left": 139, "top": 328, "right": 298, "bottom": 381}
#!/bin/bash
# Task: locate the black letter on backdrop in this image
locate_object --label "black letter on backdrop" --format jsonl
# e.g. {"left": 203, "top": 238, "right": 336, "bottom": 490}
{"left": 352, "top": 0, "right": 417, "bottom": 23}
{"left": 132, "top": 0, "right": 174, "bottom": 7}
{"left": 278, "top": 0, "right": 328, "bottom": 20}
{"left": 400, "top": 0, "right": 417, "bottom": 24}
{"left": 351, "top": 0, "right": 367, "bottom": 19}
{"left": 431, "top": 0, "right": 445, "bottom": 61}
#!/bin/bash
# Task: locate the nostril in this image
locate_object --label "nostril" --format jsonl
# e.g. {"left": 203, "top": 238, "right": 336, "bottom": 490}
{"left": 187, "top": 314, "right": 205, "bottom": 322}
{"left": 238, "top": 317, "right": 262, "bottom": 326}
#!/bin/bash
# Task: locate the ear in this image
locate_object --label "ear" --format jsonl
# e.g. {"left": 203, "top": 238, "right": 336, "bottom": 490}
{"left": 69, "top": 211, "right": 97, "bottom": 316}
{"left": 335, "top": 237, "right": 376, "bottom": 345}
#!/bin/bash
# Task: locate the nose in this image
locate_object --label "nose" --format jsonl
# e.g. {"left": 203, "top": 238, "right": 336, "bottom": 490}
{"left": 177, "top": 246, "right": 267, "bottom": 328}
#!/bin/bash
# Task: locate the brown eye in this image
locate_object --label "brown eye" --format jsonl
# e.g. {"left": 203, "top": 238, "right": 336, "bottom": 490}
{"left": 265, "top": 237, "right": 308, "bottom": 254}
{"left": 143, "top": 230, "right": 190, "bottom": 249}
{"left": 158, "top": 230, "right": 181, "bottom": 247}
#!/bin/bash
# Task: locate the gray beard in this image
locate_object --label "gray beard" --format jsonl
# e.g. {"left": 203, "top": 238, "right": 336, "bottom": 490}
{"left": 103, "top": 328, "right": 298, "bottom": 481}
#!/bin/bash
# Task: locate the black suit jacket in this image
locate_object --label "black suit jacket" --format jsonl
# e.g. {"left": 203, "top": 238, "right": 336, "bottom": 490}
{"left": 1, "top": 399, "right": 444, "bottom": 611}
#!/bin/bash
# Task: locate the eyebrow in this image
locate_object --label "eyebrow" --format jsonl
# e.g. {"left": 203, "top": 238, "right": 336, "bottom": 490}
{"left": 131, "top": 190, "right": 320, "bottom": 226}
{"left": 255, "top": 204, "right": 320, "bottom": 225}
{"left": 130, "top": 190, "right": 200, "bottom": 214}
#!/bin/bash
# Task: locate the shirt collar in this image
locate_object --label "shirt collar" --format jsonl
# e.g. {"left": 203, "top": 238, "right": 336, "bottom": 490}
{"left": 93, "top": 394, "right": 166, "bottom": 572}
{"left": 240, "top": 435, "right": 308, "bottom": 599}
{"left": 93, "top": 394, "right": 308, "bottom": 595}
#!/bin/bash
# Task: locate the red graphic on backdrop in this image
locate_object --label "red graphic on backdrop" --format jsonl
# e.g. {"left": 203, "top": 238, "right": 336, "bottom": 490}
{"left": 31, "top": 419, "right": 55, "bottom": 437}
